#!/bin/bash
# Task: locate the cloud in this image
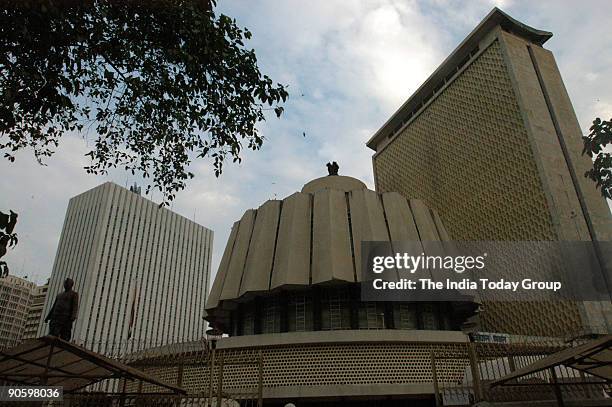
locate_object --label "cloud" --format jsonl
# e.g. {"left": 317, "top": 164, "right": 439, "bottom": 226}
{"left": 0, "top": 135, "right": 109, "bottom": 283}
{"left": 496, "top": 0, "right": 612, "bottom": 132}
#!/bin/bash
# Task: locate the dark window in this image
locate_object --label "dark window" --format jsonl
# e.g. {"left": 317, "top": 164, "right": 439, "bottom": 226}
{"left": 242, "top": 307, "right": 255, "bottom": 335}
{"left": 288, "top": 294, "right": 313, "bottom": 332}
{"left": 262, "top": 297, "right": 281, "bottom": 334}
{"left": 321, "top": 288, "right": 351, "bottom": 330}
{"left": 420, "top": 303, "right": 439, "bottom": 330}
{"left": 358, "top": 302, "right": 386, "bottom": 329}
{"left": 394, "top": 303, "right": 418, "bottom": 330}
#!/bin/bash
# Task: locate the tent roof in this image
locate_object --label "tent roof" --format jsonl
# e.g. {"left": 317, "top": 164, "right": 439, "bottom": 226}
{"left": 0, "top": 336, "right": 185, "bottom": 394}
{"left": 491, "top": 335, "right": 612, "bottom": 387}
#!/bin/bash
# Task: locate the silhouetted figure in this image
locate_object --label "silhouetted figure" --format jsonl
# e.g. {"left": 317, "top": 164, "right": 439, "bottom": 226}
{"left": 326, "top": 161, "right": 339, "bottom": 176}
{"left": 45, "top": 278, "right": 79, "bottom": 341}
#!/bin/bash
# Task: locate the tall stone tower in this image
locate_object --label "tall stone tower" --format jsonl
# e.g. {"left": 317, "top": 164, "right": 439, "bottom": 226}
{"left": 367, "top": 8, "right": 612, "bottom": 336}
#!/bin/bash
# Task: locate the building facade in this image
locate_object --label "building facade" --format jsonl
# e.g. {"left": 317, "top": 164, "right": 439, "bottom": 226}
{"left": 37, "top": 182, "right": 214, "bottom": 354}
{"left": 367, "top": 8, "right": 612, "bottom": 336}
{"left": 0, "top": 275, "right": 35, "bottom": 349}
{"left": 22, "top": 282, "right": 48, "bottom": 340}
{"left": 128, "top": 172, "right": 479, "bottom": 405}
{"left": 122, "top": 11, "right": 612, "bottom": 405}
{"left": 205, "top": 174, "right": 477, "bottom": 335}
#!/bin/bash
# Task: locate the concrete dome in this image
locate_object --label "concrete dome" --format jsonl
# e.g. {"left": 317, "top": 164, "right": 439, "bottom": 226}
{"left": 301, "top": 175, "right": 367, "bottom": 194}
{"left": 205, "top": 173, "right": 459, "bottom": 329}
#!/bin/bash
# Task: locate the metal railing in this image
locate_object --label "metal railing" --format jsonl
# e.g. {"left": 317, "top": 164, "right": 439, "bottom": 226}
{"left": 2, "top": 334, "right": 609, "bottom": 406}
{"left": 432, "top": 339, "right": 611, "bottom": 406}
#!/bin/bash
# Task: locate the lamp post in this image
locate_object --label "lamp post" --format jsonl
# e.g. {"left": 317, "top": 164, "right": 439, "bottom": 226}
{"left": 206, "top": 327, "right": 223, "bottom": 406}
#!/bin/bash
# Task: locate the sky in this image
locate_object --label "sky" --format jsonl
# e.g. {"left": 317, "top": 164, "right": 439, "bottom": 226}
{"left": 1, "top": 0, "right": 611, "bottom": 285}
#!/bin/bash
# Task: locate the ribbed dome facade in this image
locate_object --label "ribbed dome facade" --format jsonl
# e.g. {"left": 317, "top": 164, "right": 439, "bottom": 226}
{"left": 205, "top": 174, "right": 471, "bottom": 332}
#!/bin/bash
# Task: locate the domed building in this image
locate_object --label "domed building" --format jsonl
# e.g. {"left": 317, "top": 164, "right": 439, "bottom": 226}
{"left": 126, "top": 169, "right": 479, "bottom": 406}
{"left": 205, "top": 170, "right": 477, "bottom": 337}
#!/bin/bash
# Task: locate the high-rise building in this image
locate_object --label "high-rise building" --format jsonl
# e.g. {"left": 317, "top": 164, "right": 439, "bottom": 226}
{"left": 37, "top": 182, "right": 213, "bottom": 353}
{"left": 367, "top": 8, "right": 612, "bottom": 336}
{"left": 22, "top": 281, "right": 48, "bottom": 340}
{"left": 0, "top": 275, "right": 35, "bottom": 349}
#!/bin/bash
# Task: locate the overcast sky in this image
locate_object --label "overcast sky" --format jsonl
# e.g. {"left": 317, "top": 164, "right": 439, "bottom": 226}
{"left": 2, "top": 0, "right": 611, "bottom": 285}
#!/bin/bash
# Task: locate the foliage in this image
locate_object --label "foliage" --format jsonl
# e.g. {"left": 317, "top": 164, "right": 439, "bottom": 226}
{"left": 0, "top": 0, "right": 288, "bottom": 203}
{"left": 0, "top": 210, "right": 18, "bottom": 278}
{"left": 583, "top": 117, "right": 612, "bottom": 200}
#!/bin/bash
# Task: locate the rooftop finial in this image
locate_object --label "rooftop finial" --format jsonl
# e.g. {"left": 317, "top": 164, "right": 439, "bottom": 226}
{"left": 326, "top": 161, "right": 339, "bottom": 176}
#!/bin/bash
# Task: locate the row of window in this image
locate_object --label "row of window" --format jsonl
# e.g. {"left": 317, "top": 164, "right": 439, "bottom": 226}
{"left": 231, "top": 288, "right": 456, "bottom": 336}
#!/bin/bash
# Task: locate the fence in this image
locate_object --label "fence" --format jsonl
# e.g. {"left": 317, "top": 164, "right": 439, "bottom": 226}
{"left": 2, "top": 335, "right": 610, "bottom": 406}
{"left": 434, "top": 339, "right": 611, "bottom": 406}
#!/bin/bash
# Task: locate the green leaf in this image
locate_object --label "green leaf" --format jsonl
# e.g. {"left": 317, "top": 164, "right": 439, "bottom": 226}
{"left": 0, "top": 0, "right": 289, "bottom": 206}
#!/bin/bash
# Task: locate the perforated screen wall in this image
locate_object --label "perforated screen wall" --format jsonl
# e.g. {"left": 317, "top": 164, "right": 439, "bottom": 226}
{"left": 374, "top": 40, "right": 555, "bottom": 241}
{"left": 131, "top": 342, "right": 470, "bottom": 396}
{"left": 372, "top": 40, "right": 583, "bottom": 336}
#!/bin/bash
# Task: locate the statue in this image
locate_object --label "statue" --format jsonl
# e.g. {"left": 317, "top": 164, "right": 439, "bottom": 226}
{"left": 326, "top": 161, "right": 339, "bottom": 176}
{"left": 0, "top": 210, "right": 18, "bottom": 278}
{"left": 45, "top": 278, "right": 79, "bottom": 341}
